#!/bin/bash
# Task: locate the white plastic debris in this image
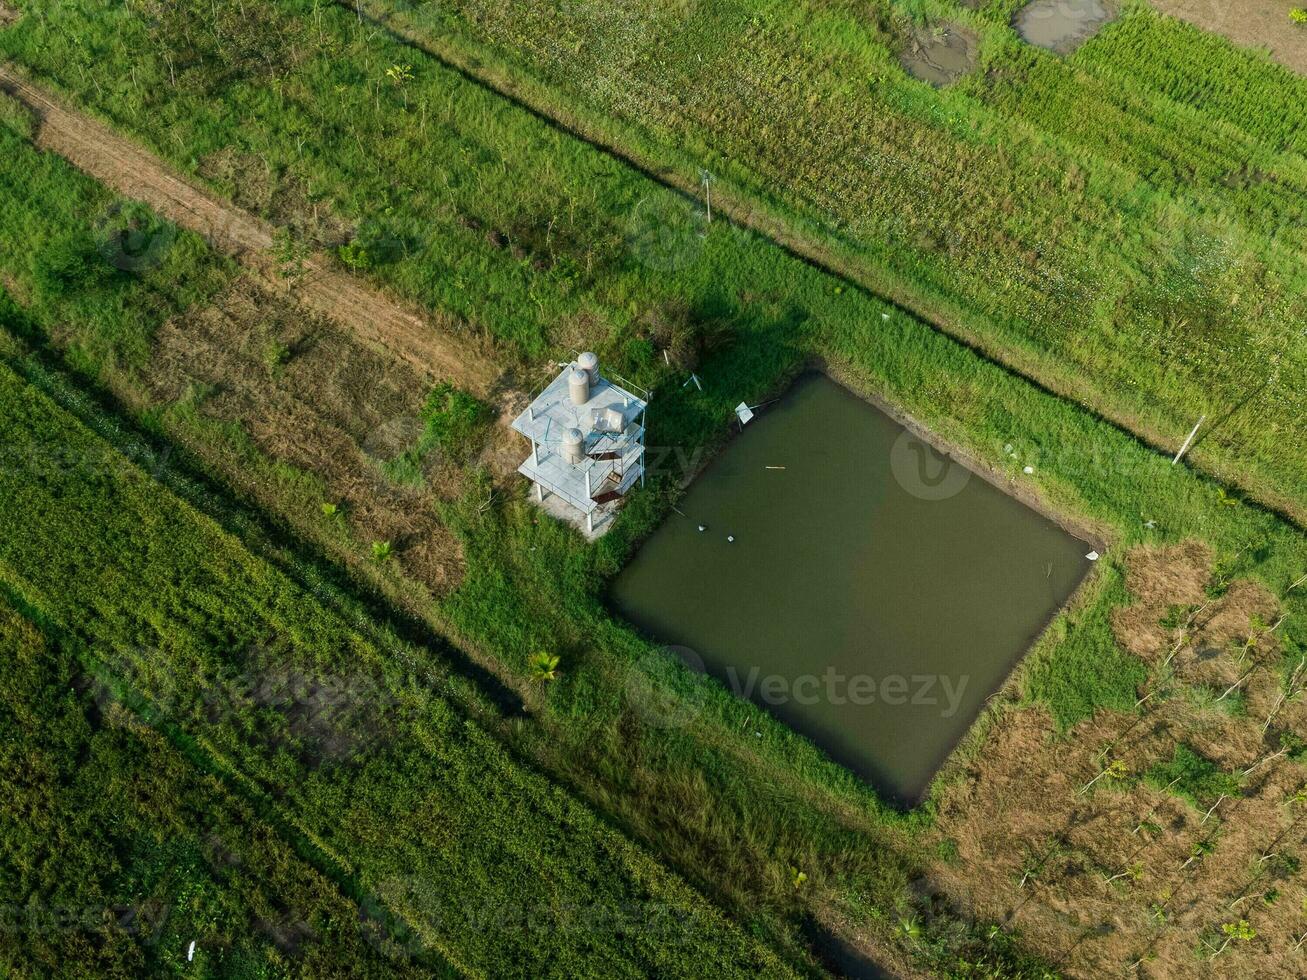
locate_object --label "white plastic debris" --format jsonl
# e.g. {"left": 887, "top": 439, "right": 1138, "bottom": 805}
{"left": 1004, "top": 443, "right": 1014, "bottom": 454}
{"left": 697, "top": 525, "right": 706, "bottom": 532}
{"left": 1144, "top": 519, "right": 1157, "bottom": 529}
{"left": 727, "top": 535, "right": 735, "bottom": 543}
{"left": 1023, "top": 465, "right": 1034, "bottom": 475}
{"left": 734, "top": 402, "right": 754, "bottom": 425}
{"left": 1085, "top": 550, "right": 1100, "bottom": 561}
{"left": 187, "top": 941, "right": 196, "bottom": 962}
{"left": 881, "top": 312, "right": 890, "bottom": 321}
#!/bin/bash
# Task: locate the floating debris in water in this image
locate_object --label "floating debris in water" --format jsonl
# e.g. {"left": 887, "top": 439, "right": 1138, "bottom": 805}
{"left": 727, "top": 535, "right": 735, "bottom": 543}
{"left": 698, "top": 525, "right": 706, "bottom": 532}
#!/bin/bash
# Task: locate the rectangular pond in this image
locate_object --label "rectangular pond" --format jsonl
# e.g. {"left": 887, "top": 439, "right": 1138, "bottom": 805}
{"left": 612, "top": 372, "right": 1093, "bottom": 807}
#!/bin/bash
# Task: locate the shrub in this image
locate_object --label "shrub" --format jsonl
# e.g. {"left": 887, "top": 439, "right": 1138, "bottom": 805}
{"left": 1146, "top": 744, "right": 1239, "bottom": 809}
{"left": 419, "top": 382, "right": 492, "bottom": 464}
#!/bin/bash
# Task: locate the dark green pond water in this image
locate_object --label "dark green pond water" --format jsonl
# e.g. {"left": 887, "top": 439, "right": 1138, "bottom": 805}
{"left": 612, "top": 373, "right": 1092, "bottom": 806}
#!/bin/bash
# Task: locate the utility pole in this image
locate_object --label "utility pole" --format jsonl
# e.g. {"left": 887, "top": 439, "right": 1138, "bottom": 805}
{"left": 1172, "top": 414, "right": 1205, "bottom": 465}
{"left": 699, "top": 169, "right": 713, "bottom": 223}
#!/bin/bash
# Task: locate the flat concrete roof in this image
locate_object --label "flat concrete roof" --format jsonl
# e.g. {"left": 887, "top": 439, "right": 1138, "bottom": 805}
{"left": 510, "top": 364, "right": 648, "bottom": 446}
{"left": 510, "top": 363, "right": 647, "bottom": 518}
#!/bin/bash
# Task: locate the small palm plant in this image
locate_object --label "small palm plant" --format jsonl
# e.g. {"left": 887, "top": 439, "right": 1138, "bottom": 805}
{"left": 371, "top": 540, "right": 392, "bottom": 562}
{"left": 528, "top": 651, "right": 560, "bottom": 682}
{"left": 386, "top": 63, "right": 414, "bottom": 108}
{"left": 790, "top": 866, "right": 807, "bottom": 890}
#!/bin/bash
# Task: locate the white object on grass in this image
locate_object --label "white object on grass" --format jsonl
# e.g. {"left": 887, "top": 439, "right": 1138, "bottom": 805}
{"left": 735, "top": 402, "right": 754, "bottom": 425}
{"left": 1085, "top": 551, "right": 1100, "bottom": 561}
{"left": 1023, "top": 465, "right": 1034, "bottom": 475}
{"left": 1172, "top": 414, "right": 1206, "bottom": 465}
{"left": 187, "top": 941, "right": 196, "bottom": 962}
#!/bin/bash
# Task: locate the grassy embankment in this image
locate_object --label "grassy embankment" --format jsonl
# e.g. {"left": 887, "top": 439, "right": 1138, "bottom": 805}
{"left": 1, "top": 0, "right": 1306, "bottom": 973}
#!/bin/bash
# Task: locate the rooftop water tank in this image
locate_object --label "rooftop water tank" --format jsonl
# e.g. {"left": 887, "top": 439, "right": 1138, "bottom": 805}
{"left": 568, "top": 368, "right": 590, "bottom": 406}
{"left": 577, "top": 351, "right": 599, "bottom": 385}
{"left": 562, "top": 427, "right": 585, "bottom": 464}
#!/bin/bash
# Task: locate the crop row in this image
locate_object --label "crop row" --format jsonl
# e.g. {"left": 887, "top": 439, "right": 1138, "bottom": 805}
{"left": 0, "top": 358, "right": 792, "bottom": 978}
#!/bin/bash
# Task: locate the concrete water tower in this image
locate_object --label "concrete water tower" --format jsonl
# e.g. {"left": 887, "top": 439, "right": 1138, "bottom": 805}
{"left": 510, "top": 352, "right": 649, "bottom": 538}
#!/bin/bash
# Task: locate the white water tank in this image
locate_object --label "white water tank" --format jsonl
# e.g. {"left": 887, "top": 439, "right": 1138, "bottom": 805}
{"left": 577, "top": 351, "right": 599, "bottom": 385}
{"left": 568, "top": 369, "right": 590, "bottom": 406}
{"left": 562, "top": 427, "right": 585, "bottom": 464}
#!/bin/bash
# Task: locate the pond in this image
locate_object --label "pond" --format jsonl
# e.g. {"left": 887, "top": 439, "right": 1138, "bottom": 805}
{"left": 612, "top": 373, "right": 1093, "bottom": 806}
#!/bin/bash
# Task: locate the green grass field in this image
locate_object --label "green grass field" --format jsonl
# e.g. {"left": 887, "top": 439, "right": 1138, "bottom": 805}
{"left": 0, "top": 352, "right": 797, "bottom": 977}
{"left": 1, "top": 0, "right": 1306, "bottom": 974}
{"left": 357, "top": 0, "right": 1307, "bottom": 522}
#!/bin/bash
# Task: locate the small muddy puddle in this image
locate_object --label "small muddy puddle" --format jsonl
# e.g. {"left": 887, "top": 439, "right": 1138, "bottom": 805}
{"left": 1015, "top": 0, "right": 1116, "bottom": 55}
{"left": 899, "top": 24, "right": 978, "bottom": 87}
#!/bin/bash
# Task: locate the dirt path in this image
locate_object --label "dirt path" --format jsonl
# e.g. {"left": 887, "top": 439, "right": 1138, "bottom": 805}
{"left": 0, "top": 62, "right": 500, "bottom": 396}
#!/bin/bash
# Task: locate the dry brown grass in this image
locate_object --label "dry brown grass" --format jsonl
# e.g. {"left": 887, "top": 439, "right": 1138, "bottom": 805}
{"left": 148, "top": 273, "right": 467, "bottom": 592}
{"left": 1150, "top": 0, "right": 1307, "bottom": 75}
{"left": 928, "top": 543, "right": 1307, "bottom": 977}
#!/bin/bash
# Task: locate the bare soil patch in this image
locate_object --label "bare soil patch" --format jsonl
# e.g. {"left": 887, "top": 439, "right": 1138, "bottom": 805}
{"left": 0, "top": 4, "right": 19, "bottom": 27}
{"left": 899, "top": 22, "right": 979, "bottom": 86}
{"left": 0, "top": 63, "right": 499, "bottom": 395}
{"left": 1150, "top": 0, "right": 1307, "bottom": 75}
{"left": 929, "top": 547, "right": 1303, "bottom": 977}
